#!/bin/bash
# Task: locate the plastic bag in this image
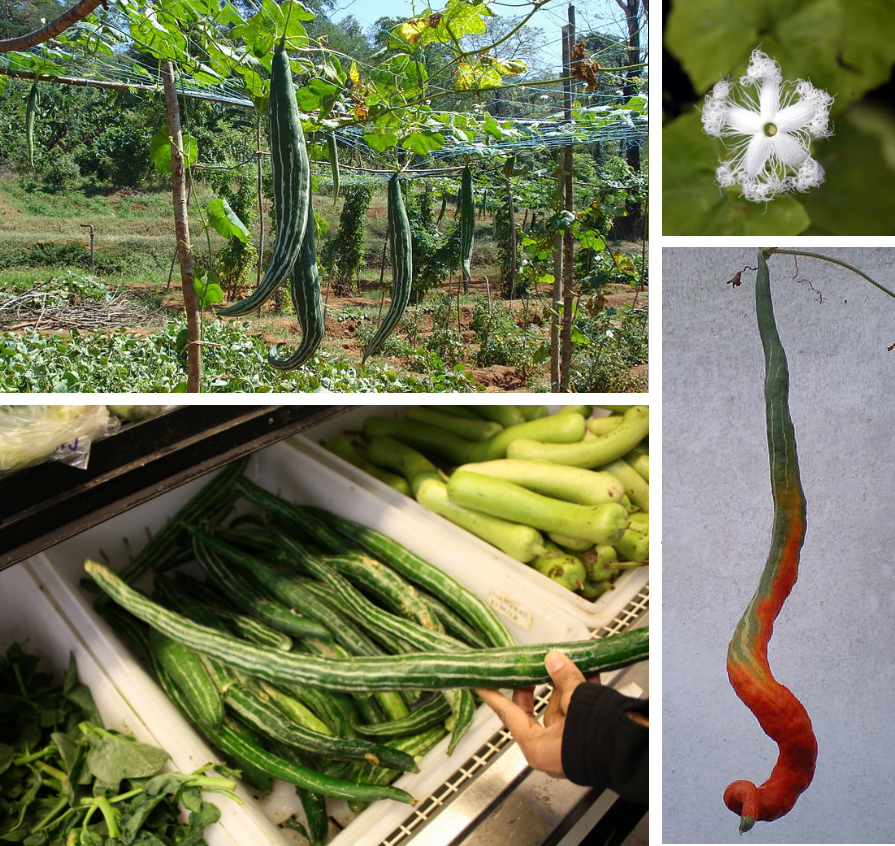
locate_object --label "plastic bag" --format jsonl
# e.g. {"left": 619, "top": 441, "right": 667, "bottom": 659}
{"left": 0, "top": 405, "right": 118, "bottom": 473}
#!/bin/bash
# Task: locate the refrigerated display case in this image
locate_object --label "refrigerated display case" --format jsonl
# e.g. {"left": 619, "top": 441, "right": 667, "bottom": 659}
{"left": 0, "top": 404, "right": 649, "bottom": 846}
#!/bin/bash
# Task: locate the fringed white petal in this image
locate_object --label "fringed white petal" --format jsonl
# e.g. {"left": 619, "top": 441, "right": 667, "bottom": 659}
{"left": 771, "top": 132, "right": 809, "bottom": 168}
{"left": 725, "top": 106, "right": 764, "bottom": 135}
{"left": 759, "top": 78, "right": 780, "bottom": 121}
{"left": 774, "top": 100, "right": 816, "bottom": 134}
{"left": 742, "top": 134, "right": 773, "bottom": 179}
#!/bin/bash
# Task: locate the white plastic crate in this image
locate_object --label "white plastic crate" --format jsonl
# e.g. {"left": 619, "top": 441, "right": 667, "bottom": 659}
{"left": 28, "top": 440, "right": 593, "bottom": 846}
{"left": 0, "top": 561, "right": 277, "bottom": 846}
{"left": 291, "top": 405, "right": 649, "bottom": 629}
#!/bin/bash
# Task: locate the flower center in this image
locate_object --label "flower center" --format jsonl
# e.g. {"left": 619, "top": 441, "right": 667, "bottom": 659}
{"left": 764, "top": 122, "right": 778, "bottom": 138}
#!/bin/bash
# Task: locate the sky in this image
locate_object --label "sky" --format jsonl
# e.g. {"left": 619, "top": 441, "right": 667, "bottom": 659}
{"left": 328, "top": 0, "right": 635, "bottom": 76}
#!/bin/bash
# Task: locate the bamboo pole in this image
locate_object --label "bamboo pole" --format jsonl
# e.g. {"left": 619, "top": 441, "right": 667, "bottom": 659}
{"left": 160, "top": 60, "right": 202, "bottom": 392}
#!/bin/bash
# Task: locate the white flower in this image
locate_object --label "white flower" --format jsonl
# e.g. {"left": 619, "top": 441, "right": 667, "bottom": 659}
{"left": 701, "top": 49, "right": 834, "bottom": 202}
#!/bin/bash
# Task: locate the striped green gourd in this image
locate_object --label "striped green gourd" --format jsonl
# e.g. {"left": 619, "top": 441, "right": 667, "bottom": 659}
{"left": 459, "top": 164, "right": 474, "bottom": 292}
{"left": 191, "top": 530, "right": 379, "bottom": 656}
{"left": 351, "top": 693, "right": 452, "bottom": 737}
{"left": 301, "top": 506, "right": 516, "bottom": 648}
{"left": 346, "top": 725, "right": 448, "bottom": 814}
{"left": 220, "top": 41, "right": 310, "bottom": 315}
{"left": 271, "top": 529, "right": 476, "bottom": 752}
{"left": 191, "top": 535, "right": 335, "bottom": 641}
{"left": 362, "top": 174, "right": 412, "bottom": 361}
{"left": 328, "top": 132, "right": 340, "bottom": 203}
{"left": 86, "top": 560, "right": 649, "bottom": 691}
{"left": 148, "top": 629, "right": 224, "bottom": 731}
{"left": 222, "top": 683, "right": 418, "bottom": 771}
{"left": 268, "top": 201, "right": 325, "bottom": 370}
{"left": 25, "top": 84, "right": 38, "bottom": 167}
{"left": 117, "top": 455, "right": 248, "bottom": 586}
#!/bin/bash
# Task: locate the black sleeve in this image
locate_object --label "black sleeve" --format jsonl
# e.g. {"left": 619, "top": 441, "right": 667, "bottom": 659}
{"left": 560, "top": 684, "right": 648, "bottom": 804}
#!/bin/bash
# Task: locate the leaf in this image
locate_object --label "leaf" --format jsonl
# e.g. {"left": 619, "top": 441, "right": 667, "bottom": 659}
{"left": 83, "top": 726, "right": 169, "bottom": 784}
{"left": 575, "top": 227, "right": 606, "bottom": 251}
{"left": 295, "top": 78, "right": 339, "bottom": 112}
{"left": 665, "top": 0, "right": 895, "bottom": 108}
{"left": 364, "top": 127, "right": 399, "bottom": 152}
{"left": 149, "top": 128, "right": 197, "bottom": 175}
{"left": 455, "top": 61, "right": 502, "bottom": 91}
{"left": 0, "top": 743, "right": 13, "bottom": 776}
{"left": 205, "top": 198, "right": 249, "bottom": 242}
{"left": 401, "top": 131, "right": 445, "bottom": 155}
{"left": 801, "top": 104, "right": 895, "bottom": 235}
{"left": 62, "top": 653, "right": 102, "bottom": 726}
{"left": 50, "top": 732, "right": 79, "bottom": 776}
{"left": 194, "top": 275, "right": 224, "bottom": 308}
{"left": 174, "top": 329, "right": 189, "bottom": 355}
{"left": 178, "top": 801, "right": 221, "bottom": 846}
{"left": 662, "top": 112, "right": 811, "bottom": 235}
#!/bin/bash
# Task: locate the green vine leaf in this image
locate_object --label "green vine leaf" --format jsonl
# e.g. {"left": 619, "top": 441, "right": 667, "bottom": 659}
{"left": 205, "top": 198, "right": 249, "bottom": 242}
{"left": 800, "top": 105, "right": 895, "bottom": 235}
{"left": 149, "top": 127, "right": 198, "bottom": 174}
{"left": 364, "top": 127, "right": 399, "bottom": 152}
{"left": 665, "top": 0, "right": 895, "bottom": 108}
{"left": 402, "top": 130, "right": 445, "bottom": 155}
{"left": 662, "top": 112, "right": 811, "bottom": 235}
{"left": 195, "top": 272, "right": 225, "bottom": 307}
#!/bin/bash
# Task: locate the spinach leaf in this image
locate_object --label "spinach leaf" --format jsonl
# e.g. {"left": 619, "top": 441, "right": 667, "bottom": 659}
{"left": 0, "top": 746, "right": 13, "bottom": 777}
{"left": 82, "top": 726, "right": 169, "bottom": 785}
{"left": 177, "top": 801, "right": 220, "bottom": 846}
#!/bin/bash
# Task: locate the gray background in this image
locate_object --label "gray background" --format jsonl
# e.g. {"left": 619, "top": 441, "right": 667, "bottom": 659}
{"left": 662, "top": 248, "right": 895, "bottom": 843}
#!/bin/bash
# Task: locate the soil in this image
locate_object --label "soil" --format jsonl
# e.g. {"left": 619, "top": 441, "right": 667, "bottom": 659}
{"left": 253, "top": 274, "right": 648, "bottom": 391}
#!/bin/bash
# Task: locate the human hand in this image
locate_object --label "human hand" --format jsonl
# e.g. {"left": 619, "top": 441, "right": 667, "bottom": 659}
{"left": 476, "top": 649, "right": 600, "bottom": 779}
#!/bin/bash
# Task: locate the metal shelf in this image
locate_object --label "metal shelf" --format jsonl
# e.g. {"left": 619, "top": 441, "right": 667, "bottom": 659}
{"left": 0, "top": 404, "right": 351, "bottom": 570}
{"left": 372, "top": 593, "right": 650, "bottom": 846}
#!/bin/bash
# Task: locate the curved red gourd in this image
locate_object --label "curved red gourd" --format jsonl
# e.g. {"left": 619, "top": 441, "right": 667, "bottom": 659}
{"left": 723, "top": 250, "right": 817, "bottom": 833}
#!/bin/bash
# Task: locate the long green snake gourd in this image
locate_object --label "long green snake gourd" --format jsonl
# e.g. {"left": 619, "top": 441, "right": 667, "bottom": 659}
{"left": 723, "top": 250, "right": 818, "bottom": 832}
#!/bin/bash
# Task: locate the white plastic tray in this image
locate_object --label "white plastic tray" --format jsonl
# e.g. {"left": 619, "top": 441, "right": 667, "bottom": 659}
{"left": 292, "top": 405, "right": 649, "bottom": 629}
{"left": 30, "top": 441, "right": 592, "bottom": 846}
{"left": 0, "top": 561, "right": 266, "bottom": 846}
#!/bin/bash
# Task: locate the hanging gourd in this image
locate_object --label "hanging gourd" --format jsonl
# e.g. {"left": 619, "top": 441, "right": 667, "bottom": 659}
{"left": 723, "top": 248, "right": 817, "bottom": 832}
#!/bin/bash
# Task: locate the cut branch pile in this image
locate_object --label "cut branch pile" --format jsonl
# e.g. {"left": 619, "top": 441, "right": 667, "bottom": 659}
{"left": 0, "top": 286, "right": 157, "bottom": 330}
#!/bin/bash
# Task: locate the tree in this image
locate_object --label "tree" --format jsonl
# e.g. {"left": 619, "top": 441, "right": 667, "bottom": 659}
{"left": 0, "top": 0, "right": 66, "bottom": 39}
{"left": 309, "top": 14, "right": 374, "bottom": 62}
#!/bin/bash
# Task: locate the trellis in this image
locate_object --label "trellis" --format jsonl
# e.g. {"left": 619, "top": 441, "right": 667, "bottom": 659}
{"left": 0, "top": 0, "right": 647, "bottom": 393}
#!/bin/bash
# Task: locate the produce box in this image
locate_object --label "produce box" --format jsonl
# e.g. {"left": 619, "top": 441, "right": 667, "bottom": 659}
{"left": 289, "top": 405, "right": 650, "bottom": 629}
{"left": 27, "top": 439, "right": 593, "bottom": 846}
{"left": 0, "top": 561, "right": 267, "bottom": 846}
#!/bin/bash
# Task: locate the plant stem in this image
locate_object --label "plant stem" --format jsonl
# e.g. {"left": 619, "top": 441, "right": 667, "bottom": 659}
{"left": 30, "top": 795, "right": 71, "bottom": 834}
{"left": 35, "top": 760, "right": 68, "bottom": 784}
{"left": 14, "top": 745, "right": 55, "bottom": 765}
{"left": 93, "top": 795, "right": 121, "bottom": 839}
{"left": 765, "top": 248, "right": 895, "bottom": 302}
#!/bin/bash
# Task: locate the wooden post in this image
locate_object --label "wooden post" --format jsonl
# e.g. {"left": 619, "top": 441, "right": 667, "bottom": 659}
{"left": 161, "top": 60, "right": 202, "bottom": 393}
{"left": 79, "top": 223, "right": 95, "bottom": 273}
{"left": 559, "top": 6, "right": 576, "bottom": 392}
{"left": 505, "top": 175, "right": 517, "bottom": 300}
{"left": 550, "top": 150, "right": 562, "bottom": 393}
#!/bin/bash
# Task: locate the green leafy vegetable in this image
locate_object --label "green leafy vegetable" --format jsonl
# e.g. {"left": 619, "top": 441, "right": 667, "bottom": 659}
{"left": 0, "top": 645, "right": 238, "bottom": 846}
